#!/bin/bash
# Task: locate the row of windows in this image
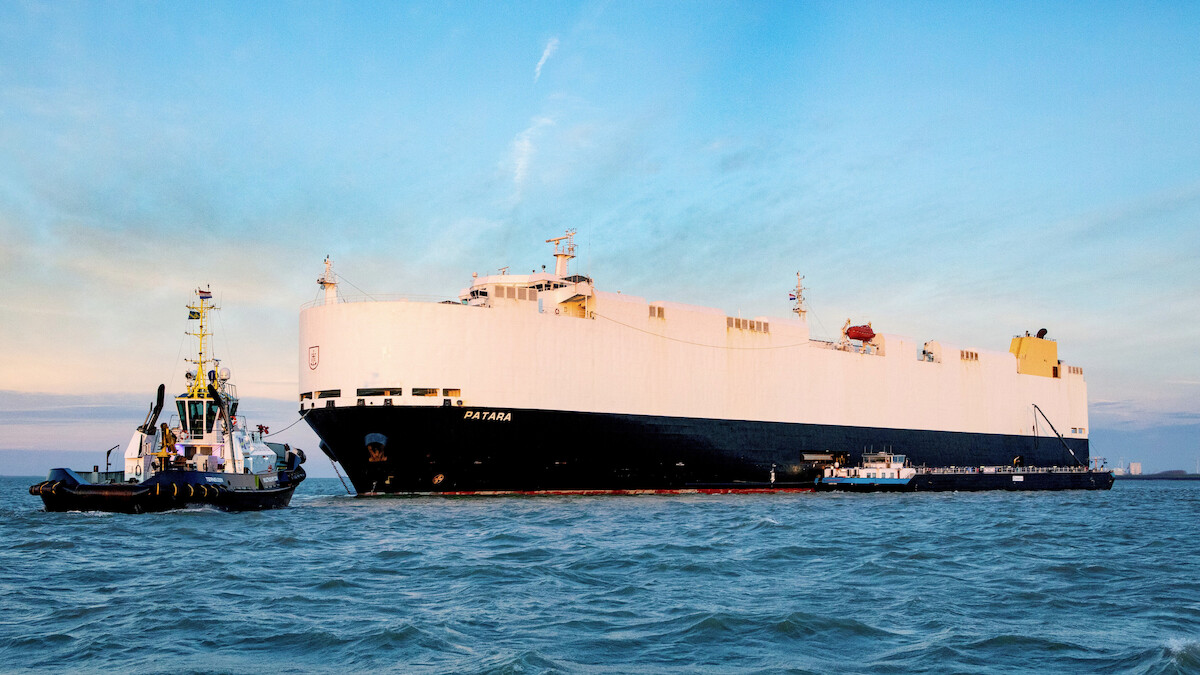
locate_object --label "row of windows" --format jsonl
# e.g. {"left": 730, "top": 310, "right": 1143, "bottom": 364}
{"left": 649, "top": 306, "right": 665, "bottom": 319}
{"left": 1070, "top": 427, "right": 1087, "bottom": 434}
{"left": 1067, "top": 366, "right": 1084, "bottom": 375}
{"left": 960, "top": 350, "right": 979, "bottom": 361}
{"left": 357, "top": 388, "right": 403, "bottom": 397}
{"left": 301, "top": 388, "right": 461, "bottom": 402}
{"left": 496, "top": 286, "right": 538, "bottom": 301}
{"left": 727, "top": 317, "right": 769, "bottom": 333}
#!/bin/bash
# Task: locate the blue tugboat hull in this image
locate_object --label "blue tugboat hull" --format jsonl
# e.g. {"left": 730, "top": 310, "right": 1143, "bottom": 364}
{"left": 30, "top": 468, "right": 304, "bottom": 513}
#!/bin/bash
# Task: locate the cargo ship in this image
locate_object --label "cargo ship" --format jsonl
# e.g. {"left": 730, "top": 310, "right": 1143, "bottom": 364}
{"left": 299, "top": 231, "right": 1090, "bottom": 495}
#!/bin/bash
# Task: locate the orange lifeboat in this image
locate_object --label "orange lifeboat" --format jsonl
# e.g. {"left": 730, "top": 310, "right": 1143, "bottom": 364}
{"left": 846, "top": 325, "right": 875, "bottom": 342}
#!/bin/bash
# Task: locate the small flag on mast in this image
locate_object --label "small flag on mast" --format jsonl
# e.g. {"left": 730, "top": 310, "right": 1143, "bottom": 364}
{"left": 188, "top": 310, "right": 201, "bottom": 319}
{"left": 198, "top": 289, "right": 212, "bottom": 299}
{"left": 788, "top": 293, "right": 797, "bottom": 301}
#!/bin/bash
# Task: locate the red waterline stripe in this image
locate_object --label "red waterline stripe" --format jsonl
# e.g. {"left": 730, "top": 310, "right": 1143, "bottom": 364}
{"left": 358, "top": 487, "right": 816, "bottom": 497}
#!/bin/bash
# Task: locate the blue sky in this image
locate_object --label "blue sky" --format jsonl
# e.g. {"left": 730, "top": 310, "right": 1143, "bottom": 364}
{"left": 2, "top": 1, "right": 1198, "bottom": 473}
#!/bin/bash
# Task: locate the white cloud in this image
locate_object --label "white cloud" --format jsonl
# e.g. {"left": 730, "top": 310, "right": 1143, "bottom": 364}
{"left": 509, "top": 116, "right": 555, "bottom": 195}
{"left": 534, "top": 37, "right": 559, "bottom": 83}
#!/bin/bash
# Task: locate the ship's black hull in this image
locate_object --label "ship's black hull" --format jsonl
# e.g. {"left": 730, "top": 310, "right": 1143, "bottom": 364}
{"left": 303, "top": 405, "right": 1090, "bottom": 495}
{"left": 30, "top": 468, "right": 305, "bottom": 513}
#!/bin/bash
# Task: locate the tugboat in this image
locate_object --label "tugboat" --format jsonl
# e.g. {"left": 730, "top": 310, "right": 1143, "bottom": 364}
{"left": 814, "top": 452, "right": 918, "bottom": 492}
{"left": 30, "top": 287, "right": 307, "bottom": 513}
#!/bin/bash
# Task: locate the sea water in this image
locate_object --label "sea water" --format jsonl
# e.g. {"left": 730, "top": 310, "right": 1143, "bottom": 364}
{"left": 2, "top": 476, "right": 1199, "bottom": 674}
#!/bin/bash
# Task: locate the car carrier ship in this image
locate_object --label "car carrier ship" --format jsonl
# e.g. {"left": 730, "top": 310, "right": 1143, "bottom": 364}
{"left": 299, "top": 231, "right": 1091, "bottom": 495}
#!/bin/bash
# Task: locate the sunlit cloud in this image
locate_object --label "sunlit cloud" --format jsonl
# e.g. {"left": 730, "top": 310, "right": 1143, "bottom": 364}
{"left": 534, "top": 37, "right": 559, "bottom": 83}
{"left": 508, "top": 116, "right": 555, "bottom": 197}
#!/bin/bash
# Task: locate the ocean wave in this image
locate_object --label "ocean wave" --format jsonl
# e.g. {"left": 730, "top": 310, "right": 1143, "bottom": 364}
{"left": 4, "top": 478, "right": 1200, "bottom": 673}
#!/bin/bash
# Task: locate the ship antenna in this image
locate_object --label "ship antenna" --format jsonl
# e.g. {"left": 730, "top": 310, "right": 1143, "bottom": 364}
{"left": 792, "top": 273, "right": 806, "bottom": 318}
{"left": 546, "top": 229, "right": 577, "bottom": 277}
{"left": 318, "top": 256, "right": 338, "bottom": 304}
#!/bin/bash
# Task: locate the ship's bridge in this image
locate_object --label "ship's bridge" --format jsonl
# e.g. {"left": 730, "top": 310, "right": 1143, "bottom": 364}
{"left": 459, "top": 271, "right": 593, "bottom": 307}
{"left": 459, "top": 231, "right": 592, "bottom": 307}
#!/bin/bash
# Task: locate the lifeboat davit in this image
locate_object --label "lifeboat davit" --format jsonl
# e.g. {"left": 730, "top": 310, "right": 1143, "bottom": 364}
{"left": 847, "top": 325, "right": 875, "bottom": 342}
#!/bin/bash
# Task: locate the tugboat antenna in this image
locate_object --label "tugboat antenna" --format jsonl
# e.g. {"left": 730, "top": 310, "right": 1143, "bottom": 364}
{"left": 185, "top": 285, "right": 218, "bottom": 398}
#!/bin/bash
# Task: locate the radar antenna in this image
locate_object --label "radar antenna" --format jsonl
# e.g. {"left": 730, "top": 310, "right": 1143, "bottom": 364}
{"left": 546, "top": 229, "right": 577, "bottom": 277}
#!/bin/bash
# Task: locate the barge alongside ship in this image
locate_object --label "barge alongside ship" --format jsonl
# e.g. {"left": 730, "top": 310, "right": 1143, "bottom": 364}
{"left": 300, "top": 232, "right": 1092, "bottom": 495}
{"left": 814, "top": 452, "right": 1113, "bottom": 492}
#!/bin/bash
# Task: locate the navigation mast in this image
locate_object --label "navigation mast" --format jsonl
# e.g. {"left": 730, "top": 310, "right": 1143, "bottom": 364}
{"left": 184, "top": 286, "right": 218, "bottom": 398}
{"left": 792, "top": 273, "right": 806, "bottom": 319}
{"left": 318, "top": 256, "right": 338, "bottom": 304}
{"left": 546, "top": 230, "right": 577, "bottom": 277}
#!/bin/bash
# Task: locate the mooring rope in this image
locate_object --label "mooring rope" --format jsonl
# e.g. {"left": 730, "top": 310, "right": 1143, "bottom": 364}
{"left": 264, "top": 408, "right": 310, "bottom": 437}
{"left": 330, "top": 457, "right": 355, "bottom": 495}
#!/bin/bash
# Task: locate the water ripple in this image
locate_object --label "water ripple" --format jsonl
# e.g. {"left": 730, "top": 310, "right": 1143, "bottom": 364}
{"left": 4, "top": 478, "right": 1200, "bottom": 673}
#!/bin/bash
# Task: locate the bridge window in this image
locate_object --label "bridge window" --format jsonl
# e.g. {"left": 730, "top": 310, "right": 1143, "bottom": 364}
{"left": 412, "top": 388, "right": 438, "bottom": 396}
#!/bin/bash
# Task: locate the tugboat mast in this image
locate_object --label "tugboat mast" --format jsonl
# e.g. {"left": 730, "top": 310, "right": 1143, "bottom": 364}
{"left": 185, "top": 286, "right": 218, "bottom": 398}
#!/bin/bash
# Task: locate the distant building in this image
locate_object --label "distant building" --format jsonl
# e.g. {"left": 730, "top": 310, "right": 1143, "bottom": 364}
{"left": 1129, "top": 462, "right": 1143, "bottom": 476}
{"left": 1112, "top": 467, "right": 1126, "bottom": 476}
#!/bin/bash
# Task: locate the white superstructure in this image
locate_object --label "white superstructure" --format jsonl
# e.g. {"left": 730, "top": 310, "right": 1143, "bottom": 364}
{"left": 299, "top": 233, "right": 1088, "bottom": 445}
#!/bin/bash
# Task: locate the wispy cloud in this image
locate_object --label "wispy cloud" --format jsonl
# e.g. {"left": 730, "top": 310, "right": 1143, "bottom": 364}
{"left": 534, "top": 37, "right": 559, "bottom": 83}
{"left": 509, "top": 116, "right": 555, "bottom": 196}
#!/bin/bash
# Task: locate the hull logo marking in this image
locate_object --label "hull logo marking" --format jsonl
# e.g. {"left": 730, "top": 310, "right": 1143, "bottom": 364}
{"left": 308, "top": 346, "right": 319, "bottom": 370}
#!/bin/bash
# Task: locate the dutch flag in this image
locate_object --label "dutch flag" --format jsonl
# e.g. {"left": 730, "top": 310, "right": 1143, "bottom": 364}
{"left": 788, "top": 293, "right": 797, "bottom": 301}
{"left": 198, "top": 289, "right": 213, "bottom": 299}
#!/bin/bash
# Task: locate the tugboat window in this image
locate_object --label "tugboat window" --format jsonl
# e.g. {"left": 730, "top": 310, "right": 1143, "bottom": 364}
{"left": 206, "top": 402, "right": 219, "bottom": 432}
{"left": 187, "top": 401, "right": 204, "bottom": 435}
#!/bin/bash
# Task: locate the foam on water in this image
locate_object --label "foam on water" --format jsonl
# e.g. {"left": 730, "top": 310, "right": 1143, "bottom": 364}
{"left": 2, "top": 477, "right": 1200, "bottom": 673}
